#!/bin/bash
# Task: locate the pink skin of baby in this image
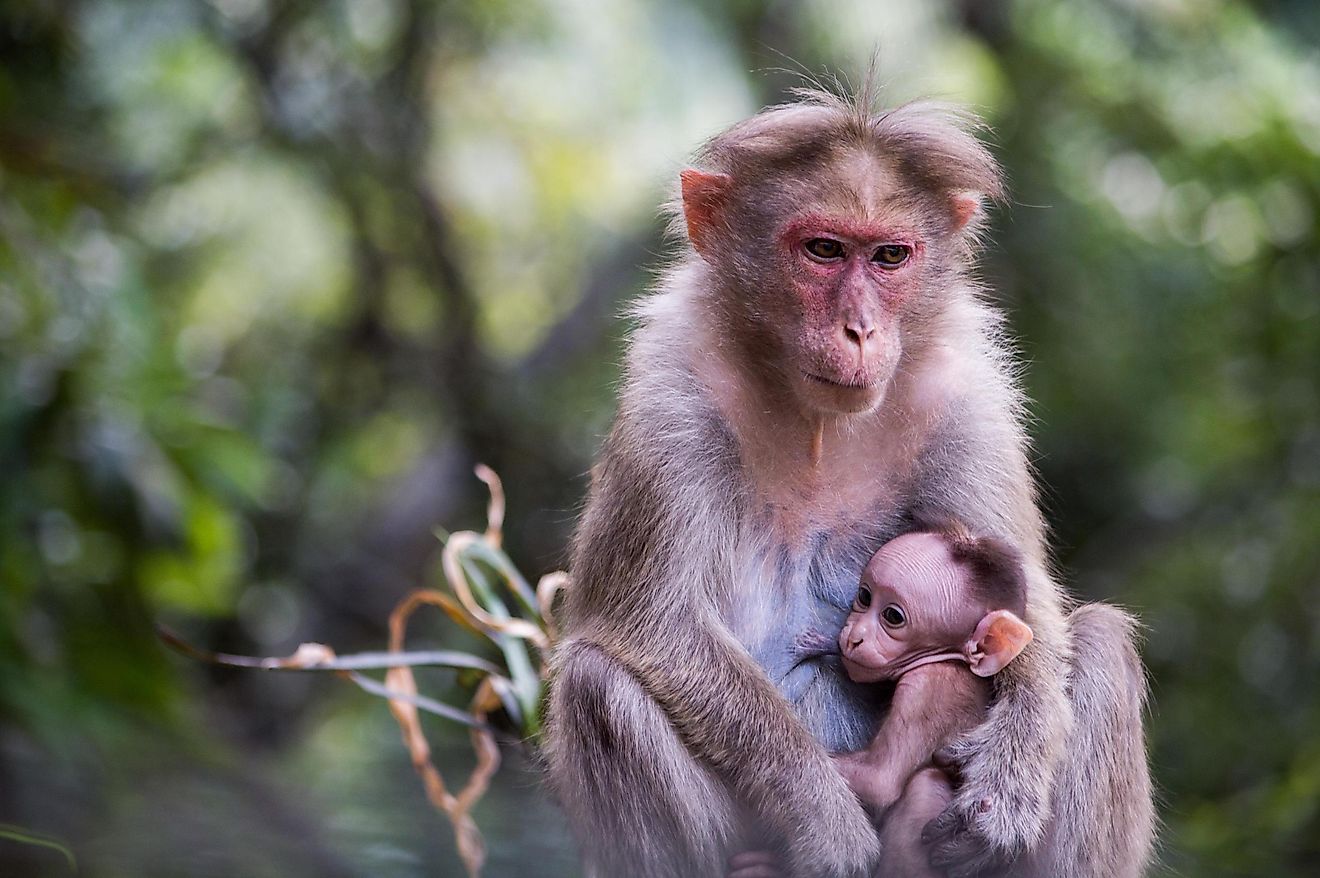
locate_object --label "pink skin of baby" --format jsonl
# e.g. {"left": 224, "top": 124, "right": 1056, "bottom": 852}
{"left": 728, "top": 529, "right": 1033, "bottom": 878}
{"left": 837, "top": 530, "right": 1032, "bottom": 688}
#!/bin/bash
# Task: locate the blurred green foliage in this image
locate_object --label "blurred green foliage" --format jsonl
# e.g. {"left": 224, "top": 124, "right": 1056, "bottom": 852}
{"left": 1, "top": 0, "right": 1317, "bottom": 876}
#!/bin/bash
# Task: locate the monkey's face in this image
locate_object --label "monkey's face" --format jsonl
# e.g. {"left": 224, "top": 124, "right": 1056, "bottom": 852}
{"left": 749, "top": 150, "right": 945, "bottom": 418}
{"left": 772, "top": 208, "right": 924, "bottom": 416}
{"left": 838, "top": 532, "right": 973, "bottom": 682}
{"left": 681, "top": 148, "right": 972, "bottom": 418}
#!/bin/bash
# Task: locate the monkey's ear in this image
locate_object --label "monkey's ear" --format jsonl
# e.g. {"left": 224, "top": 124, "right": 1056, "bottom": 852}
{"left": 965, "top": 610, "right": 1033, "bottom": 677}
{"left": 949, "top": 191, "right": 984, "bottom": 233}
{"left": 680, "top": 169, "right": 733, "bottom": 259}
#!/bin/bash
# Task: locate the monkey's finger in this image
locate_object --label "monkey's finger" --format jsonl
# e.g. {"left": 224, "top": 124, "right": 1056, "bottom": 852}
{"left": 930, "top": 746, "right": 964, "bottom": 777}
{"left": 929, "top": 836, "right": 977, "bottom": 870}
{"left": 929, "top": 752, "right": 971, "bottom": 791}
{"left": 923, "top": 812, "right": 989, "bottom": 875}
{"left": 920, "top": 807, "right": 963, "bottom": 847}
{"left": 939, "top": 842, "right": 1014, "bottom": 878}
{"left": 925, "top": 822, "right": 1015, "bottom": 878}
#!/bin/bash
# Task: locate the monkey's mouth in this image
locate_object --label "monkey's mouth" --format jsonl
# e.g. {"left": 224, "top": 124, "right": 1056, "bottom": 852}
{"left": 801, "top": 371, "right": 875, "bottom": 391}
{"left": 839, "top": 653, "right": 889, "bottom": 684}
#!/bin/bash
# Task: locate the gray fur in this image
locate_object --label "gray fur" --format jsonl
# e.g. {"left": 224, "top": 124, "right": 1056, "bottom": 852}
{"left": 1018, "top": 604, "right": 1156, "bottom": 878}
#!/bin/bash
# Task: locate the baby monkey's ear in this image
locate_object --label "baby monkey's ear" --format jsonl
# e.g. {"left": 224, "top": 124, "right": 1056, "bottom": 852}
{"left": 965, "top": 610, "right": 1033, "bottom": 677}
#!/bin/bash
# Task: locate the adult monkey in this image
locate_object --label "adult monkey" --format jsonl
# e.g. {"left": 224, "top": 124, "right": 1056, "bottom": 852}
{"left": 543, "top": 88, "right": 1154, "bottom": 878}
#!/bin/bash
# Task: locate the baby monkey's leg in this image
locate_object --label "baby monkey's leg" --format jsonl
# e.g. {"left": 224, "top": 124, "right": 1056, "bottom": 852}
{"left": 727, "top": 767, "right": 957, "bottom": 878}
{"left": 880, "top": 768, "right": 956, "bottom": 878}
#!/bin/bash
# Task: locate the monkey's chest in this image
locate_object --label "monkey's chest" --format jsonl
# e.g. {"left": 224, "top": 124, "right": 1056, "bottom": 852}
{"left": 728, "top": 506, "right": 907, "bottom": 751}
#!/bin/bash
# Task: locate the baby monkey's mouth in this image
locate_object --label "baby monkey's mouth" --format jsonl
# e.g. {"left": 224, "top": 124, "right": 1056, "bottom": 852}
{"left": 839, "top": 653, "right": 886, "bottom": 683}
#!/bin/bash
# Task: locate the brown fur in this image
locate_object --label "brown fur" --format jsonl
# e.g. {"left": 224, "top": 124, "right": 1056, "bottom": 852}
{"left": 542, "top": 87, "right": 1154, "bottom": 878}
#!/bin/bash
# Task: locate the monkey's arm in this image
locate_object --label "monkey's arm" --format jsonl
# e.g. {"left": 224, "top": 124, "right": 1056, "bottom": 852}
{"left": 834, "top": 663, "right": 989, "bottom": 814}
{"left": 578, "top": 602, "right": 881, "bottom": 877}
{"left": 912, "top": 408, "right": 1074, "bottom": 871}
{"left": 564, "top": 432, "right": 880, "bottom": 877}
{"left": 922, "top": 566, "right": 1072, "bottom": 862}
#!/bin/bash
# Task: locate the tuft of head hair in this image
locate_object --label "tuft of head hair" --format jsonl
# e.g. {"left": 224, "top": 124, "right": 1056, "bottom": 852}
{"left": 674, "top": 77, "right": 1004, "bottom": 230}
{"left": 914, "top": 515, "right": 1028, "bottom": 617}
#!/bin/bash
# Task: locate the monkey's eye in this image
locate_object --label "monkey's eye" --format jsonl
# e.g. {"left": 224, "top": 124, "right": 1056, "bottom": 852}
{"left": 871, "top": 245, "right": 911, "bottom": 268}
{"left": 854, "top": 586, "right": 872, "bottom": 610}
{"left": 881, "top": 604, "right": 907, "bottom": 627}
{"left": 804, "top": 238, "right": 845, "bottom": 261}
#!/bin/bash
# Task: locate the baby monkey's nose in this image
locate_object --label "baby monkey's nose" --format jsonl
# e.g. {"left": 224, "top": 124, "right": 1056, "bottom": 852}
{"left": 849, "top": 637, "right": 864, "bottom": 651}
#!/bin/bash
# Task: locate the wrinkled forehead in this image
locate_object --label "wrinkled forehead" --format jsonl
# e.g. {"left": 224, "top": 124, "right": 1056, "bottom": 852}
{"left": 753, "top": 145, "right": 932, "bottom": 232}
{"left": 823, "top": 148, "right": 911, "bottom": 217}
{"left": 864, "top": 532, "right": 963, "bottom": 598}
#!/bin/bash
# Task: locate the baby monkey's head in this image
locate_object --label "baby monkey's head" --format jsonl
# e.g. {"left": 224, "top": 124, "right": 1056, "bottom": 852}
{"left": 839, "top": 525, "right": 1033, "bottom": 684}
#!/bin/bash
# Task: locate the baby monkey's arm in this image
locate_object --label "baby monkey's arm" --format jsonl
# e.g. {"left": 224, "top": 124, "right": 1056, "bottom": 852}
{"left": 834, "top": 661, "right": 990, "bottom": 813}
{"left": 727, "top": 665, "right": 988, "bottom": 878}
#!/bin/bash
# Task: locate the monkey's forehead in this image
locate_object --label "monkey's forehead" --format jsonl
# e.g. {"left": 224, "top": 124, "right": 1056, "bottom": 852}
{"left": 869, "top": 531, "right": 953, "bottom": 566}
{"left": 727, "top": 144, "right": 937, "bottom": 236}
{"left": 864, "top": 534, "right": 965, "bottom": 596}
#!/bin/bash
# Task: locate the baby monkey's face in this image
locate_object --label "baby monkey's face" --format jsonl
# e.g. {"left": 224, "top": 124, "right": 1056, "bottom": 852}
{"left": 838, "top": 530, "right": 1034, "bottom": 683}
{"left": 838, "top": 532, "right": 973, "bottom": 683}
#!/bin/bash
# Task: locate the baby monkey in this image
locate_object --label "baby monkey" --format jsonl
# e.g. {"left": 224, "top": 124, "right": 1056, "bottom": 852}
{"left": 729, "top": 526, "right": 1032, "bottom": 878}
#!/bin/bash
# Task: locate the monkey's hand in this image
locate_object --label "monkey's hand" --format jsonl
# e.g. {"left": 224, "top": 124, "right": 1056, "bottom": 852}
{"left": 921, "top": 793, "right": 1018, "bottom": 878}
{"left": 920, "top": 728, "right": 1042, "bottom": 877}
{"left": 920, "top": 651, "right": 1070, "bottom": 878}
{"left": 784, "top": 770, "right": 882, "bottom": 878}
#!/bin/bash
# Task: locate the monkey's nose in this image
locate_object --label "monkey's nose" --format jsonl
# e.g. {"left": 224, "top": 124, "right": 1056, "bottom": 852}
{"left": 849, "top": 637, "right": 864, "bottom": 651}
{"left": 844, "top": 320, "right": 876, "bottom": 348}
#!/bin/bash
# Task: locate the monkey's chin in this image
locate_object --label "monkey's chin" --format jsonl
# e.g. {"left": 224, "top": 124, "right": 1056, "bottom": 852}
{"left": 840, "top": 655, "right": 889, "bottom": 684}
{"left": 797, "top": 372, "right": 889, "bottom": 416}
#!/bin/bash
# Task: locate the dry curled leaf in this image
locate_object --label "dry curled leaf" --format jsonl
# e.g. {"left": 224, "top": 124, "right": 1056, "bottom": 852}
{"left": 159, "top": 465, "right": 570, "bottom": 878}
{"left": 535, "top": 571, "right": 569, "bottom": 646}
{"left": 474, "top": 464, "right": 505, "bottom": 548}
{"left": 387, "top": 589, "right": 504, "bottom": 878}
{"left": 442, "top": 532, "right": 548, "bottom": 648}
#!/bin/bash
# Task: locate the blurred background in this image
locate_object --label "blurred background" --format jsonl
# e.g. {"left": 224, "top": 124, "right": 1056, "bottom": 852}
{"left": 2, "top": 0, "right": 1318, "bottom": 875}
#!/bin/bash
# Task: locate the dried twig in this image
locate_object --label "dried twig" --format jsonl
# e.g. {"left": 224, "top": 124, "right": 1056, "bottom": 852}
{"left": 386, "top": 590, "right": 505, "bottom": 875}
{"left": 381, "top": 465, "right": 561, "bottom": 878}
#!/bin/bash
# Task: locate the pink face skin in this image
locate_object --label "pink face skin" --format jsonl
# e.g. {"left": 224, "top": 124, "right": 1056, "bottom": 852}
{"left": 680, "top": 158, "right": 960, "bottom": 420}
{"left": 776, "top": 211, "right": 928, "bottom": 416}
{"left": 838, "top": 532, "right": 977, "bottom": 684}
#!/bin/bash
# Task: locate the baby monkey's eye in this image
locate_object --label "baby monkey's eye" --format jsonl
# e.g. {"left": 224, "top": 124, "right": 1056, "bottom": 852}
{"left": 881, "top": 604, "right": 907, "bottom": 627}
{"left": 854, "top": 586, "right": 872, "bottom": 610}
{"left": 804, "top": 238, "right": 845, "bottom": 260}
